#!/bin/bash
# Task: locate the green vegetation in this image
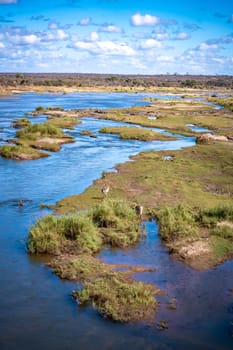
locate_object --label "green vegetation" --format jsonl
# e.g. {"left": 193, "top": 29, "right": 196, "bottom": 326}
{"left": 80, "top": 129, "right": 93, "bottom": 136}
{"left": 28, "top": 213, "right": 102, "bottom": 255}
{"left": 50, "top": 255, "right": 112, "bottom": 281}
{"left": 91, "top": 199, "right": 143, "bottom": 248}
{"left": 12, "top": 118, "right": 31, "bottom": 128}
{"left": 29, "top": 200, "right": 157, "bottom": 322}
{"left": 155, "top": 203, "right": 233, "bottom": 265}
{"left": 157, "top": 205, "right": 199, "bottom": 241}
{"left": 0, "top": 144, "right": 48, "bottom": 160}
{"left": 56, "top": 143, "right": 233, "bottom": 214}
{"left": 55, "top": 142, "right": 233, "bottom": 269}
{"left": 32, "top": 105, "right": 65, "bottom": 115}
{"left": 28, "top": 199, "right": 142, "bottom": 254}
{"left": 207, "top": 96, "right": 233, "bottom": 112}
{"left": 13, "top": 121, "right": 74, "bottom": 153}
{"left": 47, "top": 116, "right": 81, "bottom": 129}
{"left": 75, "top": 272, "right": 158, "bottom": 322}
{"left": 89, "top": 99, "right": 233, "bottom": 138}
{"left": 100, "top": 126, "right": 177, "bottom": 141}
{"left": 16, "top": 122, "right": 64, "bottom": 139}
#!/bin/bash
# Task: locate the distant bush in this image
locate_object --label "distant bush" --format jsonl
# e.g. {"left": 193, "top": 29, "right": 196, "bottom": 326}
{"left": 12, "top": 118, "right": 31, "bottom": 128}
{"left": 16, "top": 122, "right": 64, "bottom": 139}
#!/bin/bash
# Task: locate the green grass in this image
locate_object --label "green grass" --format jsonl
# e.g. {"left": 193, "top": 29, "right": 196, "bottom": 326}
{"left": 12, "top": 118, "right": 31, "bottom": 128}
{"left": 212, "top": 237, "right": 233, "bottom": 261}
{"left": 28, "top": 213, "right": 102, "bottom": 255}
{"left": 157, "top": 205, "right": 199, "bottom": 241}
{"left": 100, "top": 126, "right": 177, "bottom": 141}
{"left": 207, "top": 96, "right": 233, "bottom": 112}
{"left": 14, "top": 121, "right": 74, "bottom": 153}
{"left": 50, "top": 255, "right": 112, "bottom": 281}
{"left": 0, "top": 144, "right": 48, "bottom": 160}
{"left": 28, "top": 200, "right": 142, "bottom": 254}
{"left": 74, "top": 272, "right": 158, "bottom": 322}
{"left": 16, "top": 122, "right": 64, "bottom": 139}
{"left": 91, "top": 200, "right": 143, "bottom": 248}
{"left": 80, "top": 130, "right": 93, "bottom": 135}
{"left": 47, "top": 116, "right": 81, "bottom": 129}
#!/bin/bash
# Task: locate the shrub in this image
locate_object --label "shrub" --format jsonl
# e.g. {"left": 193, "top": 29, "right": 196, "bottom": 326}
{"left": 90, "top": 200, "right": 142, "bottom": 248}
{"left": 17, "top": 122, "right": 64, "bottom": 139}
{"left": 28, "top": 213, "right": 102, "bottom": 255}
{"left": 157, "top": 204, "right": 199, "bottom": 241}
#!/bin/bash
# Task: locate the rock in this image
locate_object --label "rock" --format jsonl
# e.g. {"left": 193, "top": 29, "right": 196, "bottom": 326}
{"left": 197, "top": 133, "right": 228, "bottom": 143}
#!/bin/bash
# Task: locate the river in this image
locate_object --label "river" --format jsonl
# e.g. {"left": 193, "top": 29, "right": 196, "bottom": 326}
{"left": 0, "top": 92, "right": 232, "bottom": 350}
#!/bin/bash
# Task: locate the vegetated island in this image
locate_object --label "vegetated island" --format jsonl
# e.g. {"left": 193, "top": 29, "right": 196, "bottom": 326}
{"left": 0, "top": 106, "right": 80, "bottom": 160}
{"left": 27, "top": 92, "right": 233, "bottom": 323}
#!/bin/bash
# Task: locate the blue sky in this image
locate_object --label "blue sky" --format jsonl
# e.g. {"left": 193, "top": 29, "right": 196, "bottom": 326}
{"left": 0, "top": 0, "right": 232, "bottom": 74}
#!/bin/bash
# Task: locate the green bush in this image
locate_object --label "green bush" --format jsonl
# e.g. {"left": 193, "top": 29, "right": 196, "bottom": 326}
{"left": 28, "top": 213, "right": 102, "bottom": 255}
{"left": 157, "top": 204, "right": 199, "bottom": 241}
{"left": 91, "top": 200, "right": 142, "bottom": 248}
{"left": 17, "top": 122, "right": 64, "bottom": 139}
{"left": 197, "top": 204, "right": 233, "bottom": 225}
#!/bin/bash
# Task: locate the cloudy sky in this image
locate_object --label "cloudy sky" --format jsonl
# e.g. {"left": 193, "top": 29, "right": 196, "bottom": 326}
{"left": 0, "top": 0, "right": 232, "bottom": 74}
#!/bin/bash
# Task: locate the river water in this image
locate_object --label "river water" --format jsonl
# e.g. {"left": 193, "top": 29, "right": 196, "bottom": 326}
{"left": 0, "top": 92, "right": 232, "bottom": 350}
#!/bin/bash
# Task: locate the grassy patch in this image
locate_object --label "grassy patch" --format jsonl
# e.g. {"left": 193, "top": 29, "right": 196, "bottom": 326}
{"left": 87, "top": 98, "right": 233, "bottom": 137}
{"left": 47, "top": 116, "right": 81, "bottom": 129}
{"left": 28, "top": 213, "right": 102, "bottom": 255}
{"left": 0, "top": 144, "right": 48, "bottom": 160}
{"left": 100, "top": 126, "right": 177, "bottom": 141}
{"left": 212, "top": 237, "right": 233, "bottom": 261}
{"left": 12, "top": 118, "right": 31, "bottom": 128}
{"left": 91, "top": 199, "right": 143, "bottom": 248}
{"left": 207, "top": 96, "right": 233, "bottom": 112}
{"left": 157, "top": 205, "right": 199, "bottom": 241}
{"left": 14, "top": 122, "right": 74, "bottom": 152}
{"left": 56, "top": 143, "right": 233, "bottom": 214}
{"left": 28, "top": 199, "right": 142, "bottom": 254}
{"left": 16, "top": 122, "right": 64, "bottom": 139}
{"left": 74, "top": 271, "right": 158, "bottom": 322}
{"left": 50, "top": 254, "right": 112, "bottom": 281}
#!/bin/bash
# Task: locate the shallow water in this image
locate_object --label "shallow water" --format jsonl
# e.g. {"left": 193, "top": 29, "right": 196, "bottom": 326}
{"left": 0, "top": 92, "right": 232, "bottom": 350}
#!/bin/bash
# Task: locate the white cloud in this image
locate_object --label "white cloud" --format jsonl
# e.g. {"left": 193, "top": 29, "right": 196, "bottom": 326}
{"left": 86, "top": 31, "right": 99, "bottom": 42}
{"left": 56, "top": 29, "right": 68, "bottom": 40}
{"left": 140, "top": 39, "right": 162, "bottom": 49}
{"left": 174, "top": 32, "right": 190, "bottom": 40}
{"left": 212, "top": 58, "right": 224, "bottom": 64}
{"left": 79, "top": 17, "right": 92, "bottom": 26}
{"left": 131, "top": 13, "right": 160, "bottom": 26}
{"left": 0, "top": 0, "right": 17, "bottom": 3}
{"left": 0, "top": 42, "right": 5, "bottom": 48}
{"left": 199, "top": 43, "right": 219, "bottom": 50}
{"left": 156, "top": 55, "right": 174, "bottom": 62}
{"left": 9, "top": 34, "right": 40, "bottom": 45}
{"left": 48, "top": 21, "right": 58, "bottom": 29}
{"left": 155, "top": 33, "right": 170, "bottom": 41}
{"left": 72, "top": 40, "right": 136, "bottom": 56}
{"left": 100, "top": 25, "right": 123, "bottom": 33}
